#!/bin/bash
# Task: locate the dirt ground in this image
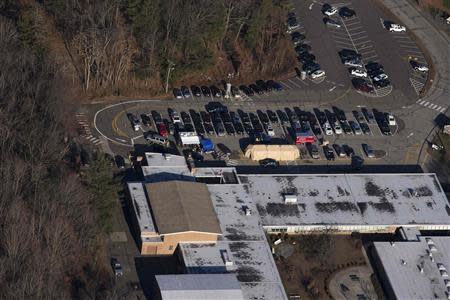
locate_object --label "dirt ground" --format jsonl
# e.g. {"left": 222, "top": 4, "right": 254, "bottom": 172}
{"left": 273, "top": 234, "right": 368, "bottom": 300}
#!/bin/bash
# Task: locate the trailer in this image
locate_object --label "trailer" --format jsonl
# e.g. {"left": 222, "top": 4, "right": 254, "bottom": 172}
{"left": 178, "top": 131, "right": 200, "bottom": 146}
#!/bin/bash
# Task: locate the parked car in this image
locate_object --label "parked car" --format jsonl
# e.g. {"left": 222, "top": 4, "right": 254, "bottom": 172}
{"left": 256, "top": 80, "right": 271, "bottom": 92}
{"left": 239, "top": 85, "right": 254, "bottom": 96}
{"left": 365, "top": 62, "right": 384, "bottom": 72}
{"left": 111, "top": 258, "right": 123, "bottom": 277}
{"left": 349, "top": 120, "right": 362, "bottom": 135}
{"left": 361, "top": 108, "right": 375, "bottom": 124}
{"left": 323, "top": 17, "right": 341, "bottom": 28}
{"left": 201, "top": 86, "right": 211, "bottom": 97}
{"left": 373, "top": 73, "right": 389, "bottom": 81}
{"left": 276, "top": 110, "right": 289, "bottom": 124}
{"left": 114, "top": 155, "right": 125, "bottom": 169}
{"left": 140, "top": 114, "right": 152, "bottom": 127}
{"left": 360, "top": 122, "right": 371, "bottom": 135}
{"left": 287, "top": 18, "right": 300, "bottom": 32}
{"left": 339, "top": 7, "right": 356, "bottom": 18}
{"left": 210, "top": 85, "right": 222, "bottom": 98}
{"left": 362, "top": 143, "right": 375, "bottom": 158}
{"left": 389, "top": 23, "right": 406, "bottom": 32}
{"left": 259, "top": 158, "right": 279, "bottom": 167}
{"left": 302, "top": 62, "right": 321, "bottom": 75}
{"left": 410, "top": 60, "right": 429, "bottom": 72}
{"left": 311, "top": 70, "right": 326, "bottom": 79}
{"left": 352, "top": 110, "right": 366, "bottom": 123}
{"left": 333, "top": 144, "right": 346, "bottom": 157}
{"left": 266, "top": 80, "right": 283, "bottom": 91}
{"left": 323, "top": 146, "right": 335, "bottom": 161}
{"left": 342, "top": 144, "right": 355, "bottom": 157}
{"left": 151, "top": 111, "right": 163, "bottom": 124}
{"left": 267, "top": 110, "right": 279, "bottom": 123}
{"left": 249, "top": 84, "right": 264, "bottom": 95}
{"left": 230, "top": 86, "right": 241, "bottom": 98}
{"left": 205, "top": 102, "right": 227, "bottom": 113}
{"left": 373, "top": 79, "right": 391, "bottom": 88}
{"left": 145, "top": 132, "right": 169, "bottom": 146}
{"left": 344, "top": 58, "right": 363, "bottom": 68}
{"left": 295, "top": 44, "right": 312, "bottom": 54}
{"left": 322, "top": 4, "right": 338, "bottom": 16}
{"left": 127, "top": 113, "right": 140, "bottom": 131}
{"left": 298, "top": 52, "right": 316, "bottom": 64}
{"left": 173, "top": 88, "right": 183, "bottom": 99}
{"left": 157, "top": 123, "right": 168, "bottom": 137}
{"left": 169, "top": 109, "right": 182, "bottom": 124}
{"left": 323, "top": 122, "right": 333, "bottom": 135}
{"left": 180, "top": 86, "right": 191, "bottom": 98}
{"left": 386, "top": 113, "right": 396, "bottom": 126}
{"left": 191, "top": 85, "right": 202, "bottom": 97}
{"left": 291, "top": 32, "right": 306, "bottom": 44}
{"left": 308, "top": 144, "right": 320, "bottom": 159}
{"left": 339, "top": 49, "right": 361, "bottom": 61}
{"left": 350, "top": 68, "right": 367, "bottom": 78}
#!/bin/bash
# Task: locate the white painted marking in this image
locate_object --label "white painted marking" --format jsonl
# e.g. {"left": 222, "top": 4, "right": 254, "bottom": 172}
{"left": 430, "top": 104, "right": 438, "bottom": 109}
{"left": 435, "top": 106, "right": 442, "bottom": 111}
{"left": 407, "top": 132, "right": 414, "bottom": 138}
{"left": 288, "top": 78, "right": 303, "bottom": 88}
{"left": 329, "top": 86, "right": 337, "bottom": 92}
{"left": 440, "top": 107, "right": 446, "bottom": 113}
{"left": 423, "top": 101, "right": 430, "bottom": 106}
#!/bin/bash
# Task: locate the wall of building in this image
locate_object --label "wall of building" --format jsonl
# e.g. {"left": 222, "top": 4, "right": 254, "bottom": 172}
{"left": 140, "top": 232, "right": 219, "bottom": 255}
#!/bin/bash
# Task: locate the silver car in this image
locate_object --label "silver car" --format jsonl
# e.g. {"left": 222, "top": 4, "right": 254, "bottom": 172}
{"left": 362, "top": 144, "right": 375, "bottom": 158}
{"left": 324, "top": 17, "right": 341, "bottom": 28}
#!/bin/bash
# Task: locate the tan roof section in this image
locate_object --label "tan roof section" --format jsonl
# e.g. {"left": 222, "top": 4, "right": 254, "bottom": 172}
{"left": 145, "top": 181, "right": 222, "bottom": 235}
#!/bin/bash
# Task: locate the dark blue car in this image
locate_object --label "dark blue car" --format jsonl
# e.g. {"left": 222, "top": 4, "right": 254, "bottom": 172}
{"left": 266, "top": 80, "right": 283, "bottom": 91}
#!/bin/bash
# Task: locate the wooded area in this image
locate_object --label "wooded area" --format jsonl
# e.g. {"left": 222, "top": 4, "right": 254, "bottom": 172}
{"left": 0, "top": 11, "right": 119, "bottom": 298}
{"left": 2, "top": 0, "right": 296, "bottom": 98}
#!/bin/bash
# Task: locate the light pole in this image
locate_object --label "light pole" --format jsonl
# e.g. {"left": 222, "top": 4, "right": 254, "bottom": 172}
{"left": 165, "top": 60, "right": 175, "bottom": 93}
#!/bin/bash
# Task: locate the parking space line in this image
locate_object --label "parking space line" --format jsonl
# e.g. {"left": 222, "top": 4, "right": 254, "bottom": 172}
{"left": 280, "top": 82, "right": 293, "bottom": 90}
{"left": 352, "top": 36, "right": 369, "bottom": 41}
{"left": 357, "top": 44, "right": 373, "bottom": 51}
{"left": 287, "top": 78, "right": 303, "bottom": 88}
{"left": 440, "top": 107, "right": 447, "bottom": 113}
{"left": 347, "top": 26, "right": 364, "bottom": 31}
{"left": 365, "top": 54, "right": 378, "bottom": 61}
{"left": 333, "top": 35, "right": 352, "bottom": 41}
{"left": 293, "top": 76, "right": 309, "bottom": 86}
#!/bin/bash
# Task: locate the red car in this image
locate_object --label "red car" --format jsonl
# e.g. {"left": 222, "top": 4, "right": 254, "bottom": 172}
{"left": 157, "top": 123, "right": 168, "bottom": 137}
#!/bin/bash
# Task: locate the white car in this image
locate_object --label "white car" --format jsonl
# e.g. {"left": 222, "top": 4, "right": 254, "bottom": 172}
{"left": 333, "top": 122, "right": 343, "bottom": 135}
{"left": 373, "top": 73, "right": 388, "bottom": 81}
{"left": 387, "top": 114, "right": 396, "bottom": 126}
{"left": 324, "top": 6, "right": 338, "bottom": 16}
{"left": 324, "top": 122, "right": 333, "bottom": 135}
{"left": 266, "top": 124, "right": 275, "bottom": 136}
{"left": 344, "top": 60, "right": 363, "bottom": 68}
{"left": 415, "top": 64, "right": 429, "bottom": 72}
{"left": 350, "top": 68, "right": 367, "bottom": 78}
{"left": 311, "top": 70, "right": 326, "bottom": 79}
{"left": 389, "top": 24, "right": 406, "bottom": 32}
{"left": 170, "top": 110, "right": 182, "bottom": 124}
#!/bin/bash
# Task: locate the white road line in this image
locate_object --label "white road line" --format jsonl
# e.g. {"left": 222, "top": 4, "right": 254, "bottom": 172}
{"left": 352, "top": 36, "right": 369, "bottom": 41}
{"left": 423, "top": 101, "right": 430, "bottom": 106}
{"left": 347, "top": 26, "right": 364, "bottom": 31}
{"left": 358, "top": 45, "right": 373, "bottom": 50}
{"left": 440, "top": 107, "right": 446, "bottom": 113}
{"left": 399, "top": 44, "right": 420, "bottom": 50}
{"left": 288, "top": 78, "right": 303, "bottom": 88}
{"left": 280, "top": 82, "right": 293, "bottom": 90}
{"left": 334, "top": 35, "right": 352, "bottom": 40}
{"left": 435, "top": 106, "right": 442, "bottom": 111}
{"left": 430, "top": 104, "right": 438, "bottom": 109}
{"left": 418, "top": 100, "right": 425, "bottom": 104}
{"left": 293, "top": 76, "right": 309, "bottom": 86}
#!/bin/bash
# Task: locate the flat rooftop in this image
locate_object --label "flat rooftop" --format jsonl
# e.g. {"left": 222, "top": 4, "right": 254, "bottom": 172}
{"left": 239, "top": 173, "right": 450, "bottom": 228}
{"left": 155, "top": 273, "right": 245, "bottom": 300}
{"left": 207, "top": 184, "right": 288, "bottom": 300}
{"left": 142, "top": 152, "right": 194, "bottom": 183}
{"left": 373, "top": 236, "right": 450, "bottom": 300}
{"left": 127, "top": 182, "right": 156, "bottom": 235}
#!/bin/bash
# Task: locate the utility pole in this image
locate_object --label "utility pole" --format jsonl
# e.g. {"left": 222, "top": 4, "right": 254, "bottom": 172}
{"left": 165, "top": 60, "right": 175, "bottom": 93}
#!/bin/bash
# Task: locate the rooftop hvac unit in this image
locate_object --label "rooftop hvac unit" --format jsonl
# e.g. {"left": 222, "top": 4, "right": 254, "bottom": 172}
{"left": 274, "top": 239, "right": 282, "bottom": 246}
{"left": 221, "top": 250, "right": 233, "bottom": 267}
{"left": 445, "top": 279, "right": 450, "bottom": 287}
{"left": 284, "top": 194, "right": 298, "bottom": 204}
{"left": 429, "top": 244, "right": 438, "bottom": 252}
{"left": 426, "top": 238, "right": 435, "bottom": 245}
{"left": 438, "top": 264, "right": 447, "bottom": 271}
{"left": 242, "top": 205, "right": 252, "bottom": 216}
{"left": 441, "top": 270, "right": 449, "bottom": 277}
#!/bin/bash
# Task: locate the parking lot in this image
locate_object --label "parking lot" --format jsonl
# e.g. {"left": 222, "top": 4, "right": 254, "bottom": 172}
{"left": 93, "top": 98, "right": 407, "bottom": 168}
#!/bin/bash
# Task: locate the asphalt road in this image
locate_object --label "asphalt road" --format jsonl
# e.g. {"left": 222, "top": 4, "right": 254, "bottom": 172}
{"left": 77, "top": 0, "right": 448, "bottom": 171}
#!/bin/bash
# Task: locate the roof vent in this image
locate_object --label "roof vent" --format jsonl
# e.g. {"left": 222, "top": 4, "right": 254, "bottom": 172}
{"left": 438, "top": 263, "right": 446, "bottom": 271}
{"left": 221, "top": 250, "right": 233, "bottom": 267}
{"left": 401, "top": 259, "right": 407, "bottom": 265}
{"left": 284, "top": 194, "right": 298, "bottom": 204}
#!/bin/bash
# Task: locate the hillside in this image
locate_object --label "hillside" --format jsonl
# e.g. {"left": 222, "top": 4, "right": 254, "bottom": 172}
{"left": 3, "top": 0, "right": 296, "bottom": 100}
